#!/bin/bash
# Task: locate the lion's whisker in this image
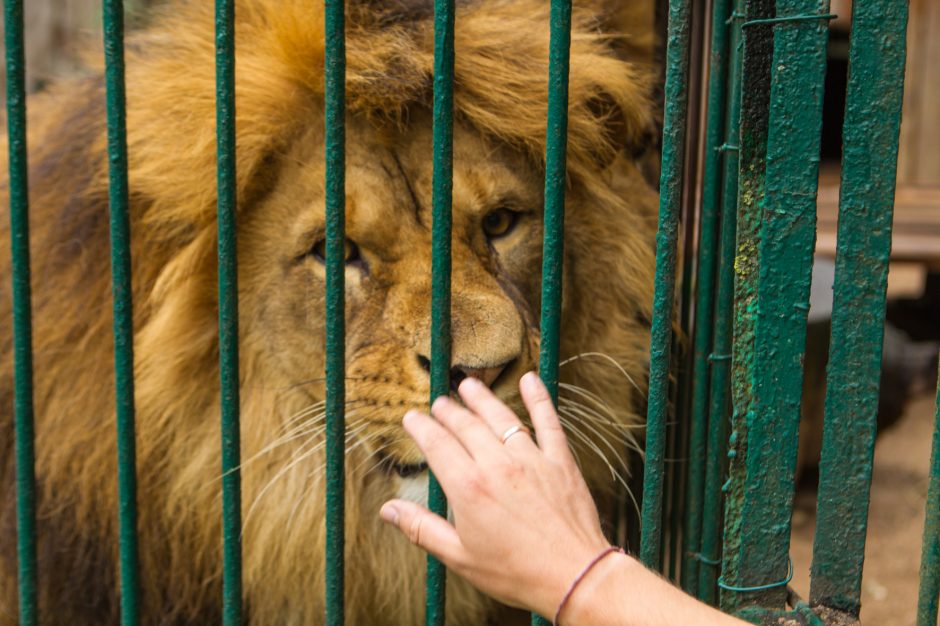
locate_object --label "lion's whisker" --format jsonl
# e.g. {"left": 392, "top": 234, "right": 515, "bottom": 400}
{"left": 558, "top": 351, "right": 643, "bottom": 395}
{"left": 558, "top": 415, "right": 635, "bottom": 505}
{"left": 558, "top": 404, "right": 638, "bottom": 472}
{"left": 242, "top": 412, "right": 367, "bottom": 532}
{"left": 558, "top": 397, "right": 643, "bottom": 457}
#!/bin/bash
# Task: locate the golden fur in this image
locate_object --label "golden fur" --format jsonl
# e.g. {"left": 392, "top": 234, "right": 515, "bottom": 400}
{"left": 0, "top": 1, "right": 658, "bottom": 623}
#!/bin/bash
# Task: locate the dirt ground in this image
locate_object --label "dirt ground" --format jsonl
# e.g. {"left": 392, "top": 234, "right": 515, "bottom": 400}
{"left": 789, "top": 391, "right": 938, "bottom": 625}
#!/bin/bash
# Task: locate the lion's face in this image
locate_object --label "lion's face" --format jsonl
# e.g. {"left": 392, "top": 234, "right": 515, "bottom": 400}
{"left": 240, "top": 112, "right": 543, "bottom": 491}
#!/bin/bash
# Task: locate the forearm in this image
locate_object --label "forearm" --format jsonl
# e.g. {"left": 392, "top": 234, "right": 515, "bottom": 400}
{"left": 560, "top": 553, "right": 748, "bottom": 626}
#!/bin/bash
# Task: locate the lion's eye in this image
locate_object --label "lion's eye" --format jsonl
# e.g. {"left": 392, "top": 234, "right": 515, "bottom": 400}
{"left": 310, "top": 238, "right": 361, "bottom": 265}
{"left": 482, "top": 208, "right": 519, "bottom": 239}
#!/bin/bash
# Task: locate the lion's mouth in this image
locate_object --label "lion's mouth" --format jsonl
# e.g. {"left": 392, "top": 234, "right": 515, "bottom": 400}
{"left": 377, "top": 451, "right": 429, "bottom": 478}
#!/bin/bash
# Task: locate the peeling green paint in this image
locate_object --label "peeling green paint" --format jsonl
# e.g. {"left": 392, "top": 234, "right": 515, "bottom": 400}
{"left": 640, "top": 0, "right": 692, "bottom": 571}
{"left": 725, "top": 0, "right": 834, "bottom": 612}
{"left": 810, "top": 0, "right": 909, "bottom": 615}
{"left": 719, "top": 0, "right": 774, "bottom": 612}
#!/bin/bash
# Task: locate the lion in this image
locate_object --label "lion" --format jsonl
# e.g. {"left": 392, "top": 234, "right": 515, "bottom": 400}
{"left": 0, "top": 0, "right": 658, "bottom": 623}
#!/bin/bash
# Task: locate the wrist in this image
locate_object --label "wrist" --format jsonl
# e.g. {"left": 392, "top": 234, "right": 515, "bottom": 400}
{"left": 554, "top": 549, "right": 631, "bottom": 626}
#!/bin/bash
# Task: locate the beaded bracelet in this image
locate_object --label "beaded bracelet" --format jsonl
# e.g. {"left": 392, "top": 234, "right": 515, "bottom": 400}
{"left": 553, "top": 546, "right": 625, "bottom": 625}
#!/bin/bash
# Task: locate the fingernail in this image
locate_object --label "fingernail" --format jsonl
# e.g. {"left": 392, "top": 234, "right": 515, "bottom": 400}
{"left": 522, "top": 371, "right": 540, "bottom": 391}
{"left": 461, "top": 376, "right": 481, "bottom": 390}
{"left": 380, "top": 503, "right": 400, "bottom": 526}
{"left": 403, "top": 410, "right": 418, "bottom": 426}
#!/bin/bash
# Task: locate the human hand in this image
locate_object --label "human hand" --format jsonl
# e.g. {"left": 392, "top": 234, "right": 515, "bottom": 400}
{"left": 378, "top": 372, "right": 612, "bottom": 619}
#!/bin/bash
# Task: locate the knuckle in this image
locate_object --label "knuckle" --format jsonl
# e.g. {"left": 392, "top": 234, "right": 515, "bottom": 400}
{"left": 462, "top": 471, "right": 486, "bottom": 497}
{"left": 499, "top": 458, "right": 525, "bottom": 479}
{"left": 408, "top": 515, "right": 424, "bottom": 546}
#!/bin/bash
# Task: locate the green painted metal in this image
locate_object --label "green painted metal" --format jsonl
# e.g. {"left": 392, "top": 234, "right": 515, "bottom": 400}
{"left": 214, "top": 0, "right": 243, "bottom": 623}
{"left": 323, "top": 0, "right": 346, "bottom": 623}
{"left": 809, "top": 0, "right": 909, "bottom": 615}
{"left": 102, "top": 0, "right": 140, "bottom": 623}
{"left": 697, "top": 0, "right": 744, "bottom": 604}
{"left": 917, "top": 359, "right": 940, "bottom": 626}
{"left": 426, "top": 0, "right": 454, "bottom": 623}
{"left": 681, "top": 0, "right": 734, "bottom": 593}
{"left": 724, "top": 0, "right": 832, "bottom": 611}
{"left": 536, "top": 0, "right": 573, "bottom": 403}
{"left": 639, "top": 0, "right": 692, "bottom": 572}
{"left": 536, "top": 0, "right": 571, "bottom": 406}
{"left": 3, "top": 0, "right": 37, "bottom": 622}
{"left": 534, "top": 1, "right": 572, "bottom": 620}
{"left": 718, "top": 0, "right": 773, "bottom": 612}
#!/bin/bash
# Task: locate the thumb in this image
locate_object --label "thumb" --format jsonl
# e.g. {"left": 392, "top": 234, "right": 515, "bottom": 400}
{"left": 380, "top": 499, "right": 464, "bottom": 566}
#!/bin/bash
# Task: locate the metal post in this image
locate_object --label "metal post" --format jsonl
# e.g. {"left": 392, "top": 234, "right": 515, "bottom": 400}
{"left": 215, "top": 0, "right": 242, "bottom": 622}
{"left": 324, "top": 0, "right": 347, "bottom": 623}
{"left": 103, "top": 0, "right": 140, "bottom": 622}
{"left": 426, "top": 0, "right": 455, "bottom": 623}
{"left": 3, "top": 0, "right": 37, "bottom": 622}
{"left": 810, "top": 0, "right": 909, "bottom": 615}
{"left": 640, "top": 0, "right": 693, "bottom": 571}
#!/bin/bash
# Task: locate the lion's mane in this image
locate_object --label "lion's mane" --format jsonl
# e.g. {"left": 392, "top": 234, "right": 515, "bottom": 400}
{"left": 0, "top": 1, "right": 657, "bottom": 623}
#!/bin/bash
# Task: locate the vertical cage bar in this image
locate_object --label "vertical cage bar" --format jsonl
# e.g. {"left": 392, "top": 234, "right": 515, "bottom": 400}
{"left": 215, "top": 0, "right": 242, "bottom": 623}
{"left": 3, "top": 0, "right": 37, "bottom": 622}
{"left": 718, "top": 0, "right": 774, "bottom": 611}
{"left": 640, "top": 0, "right": 692, "bottom": 572}
{"left": 725, "top": 0, "right": 832, "bottom": 610}
{"left": 917, "top": 359, "right": 940, "bottom": 626}
{"left": 681, "top": 0, "right": 734, "bottom": 593}
{"left": 102, "top": 0, "right": 140, "bottom": 622}
{"left": 809, "top": 0, "right": 908, "bottom": 615}
{"left": 533, "top": 0, "right": 572, "bottom": 622}
{"left": 697, "top": 0, "right": 744, "bottom": 604}
{"left": 426, "top": 0, "right": 454, "bottom": 623}
{"left": 537, "top": 0, "right": 571, "bottom": 407}
{"left": 323, "top": 0, "right": 346, "bottom": 623}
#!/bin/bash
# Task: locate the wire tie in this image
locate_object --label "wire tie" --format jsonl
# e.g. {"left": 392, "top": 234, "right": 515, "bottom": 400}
{"left": 716, "top": 143, "right": 740, "bottom": 153}
{"left": 690, "top": 552, "right": 722, "bottom": 566}
{"left": 725, "top": 10, "right": 746, "bottom": 25}
{"left": 717, "top": 556, "right": 793, "bottom": 593}
{"left": 708, "top": 353, "right": 732, "bottom": 362}
{"left": 741, "top": 13, "right": 838, "bottom": 29}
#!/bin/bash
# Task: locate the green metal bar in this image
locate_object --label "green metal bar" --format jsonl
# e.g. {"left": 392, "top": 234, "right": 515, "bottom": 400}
{"left": 724, "top": 0, "right": 832, "bottom": 611}
{"left": 324, "top": 0, "right": 346, "bottom": 623}
{"left": 809, "top": 0, "right": 908, "bottom": 615}
{"left": 718, "top": 0, "right": 774, "bottom": 612}
{"left": 426, "top": 0, "right": 454, "bottom": 623}
{"left": 681, "top": 0, "right": 734, "bottom": 593}
{"left": 640, "top": 0, "right": 692, "bottom": 572}
{"left": 917, "top": 358, "right": 940, "bottom": 626}
{"left": 698, "top": 0, "right": 744, "bottom": 605}
{"left": 102, "top": 0, "right": 140, "bottom": 623}
{"left": 215, "top": 0, "right": 242, "bottom": 623}
{"left": 533, "top": 0, "right": 572, "bottom": 621}
{"left": 536, "top": 1, "right": 571, "bottom": 404}
{"left": 3, "top": 0, "right": 37, "bottom": 622}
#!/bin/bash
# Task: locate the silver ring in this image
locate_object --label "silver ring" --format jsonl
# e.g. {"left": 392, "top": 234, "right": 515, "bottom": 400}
{"left": 499, "top": 424, "right": 531, "bottom": 445}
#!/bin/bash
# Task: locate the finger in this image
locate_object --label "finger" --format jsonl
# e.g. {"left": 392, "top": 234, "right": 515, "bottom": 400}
{"left": 380, "top": 500, "right": 465, "bottom": 567}
{"left": 519, "top": 372, "right": 575, "bottom": 464}
{"left": 402, "top": 410, "right": 474, "bottom": 486}
{"left": 457, "top": 377, "right": 535, "bottom": 451}
{"left": 430, "top": 396, "right": 502, "bottom": 459}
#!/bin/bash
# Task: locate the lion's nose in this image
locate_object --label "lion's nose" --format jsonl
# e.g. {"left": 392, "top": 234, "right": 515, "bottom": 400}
{"left": 416, "top": 355, "right": 513, "bottom": 392}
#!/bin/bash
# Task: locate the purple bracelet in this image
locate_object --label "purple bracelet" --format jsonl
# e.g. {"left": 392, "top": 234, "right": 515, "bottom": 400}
{"left": 553, "top": 546, "right": 625, "bottom": 625}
